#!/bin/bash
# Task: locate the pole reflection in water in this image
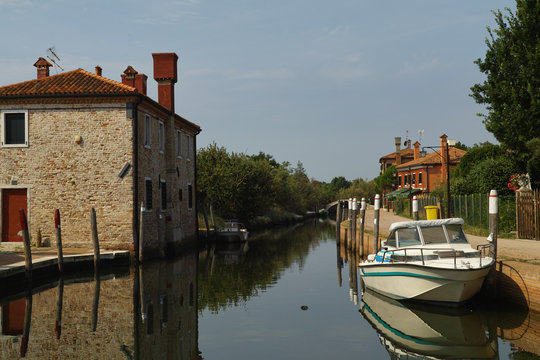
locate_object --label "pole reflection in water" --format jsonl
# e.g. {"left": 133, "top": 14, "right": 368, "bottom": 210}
{"left": 20, "top": 293, "right": 32, "bottom": 358}
{"left": 92, "top": 273, "right": 100, "bottom": 332}
{"left": 55, "top": 277, "right": 64, "bottom": 339}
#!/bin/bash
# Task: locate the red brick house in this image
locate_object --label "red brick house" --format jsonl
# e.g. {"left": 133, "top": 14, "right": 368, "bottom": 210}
{"left": 379, "top": 136, "right": 415, "bottom": 174}
{"left": 395, "top": 134, "right": 466, "bottom": 195}
{"left": 0, "top": 53, "right": 200, "bottom": 256}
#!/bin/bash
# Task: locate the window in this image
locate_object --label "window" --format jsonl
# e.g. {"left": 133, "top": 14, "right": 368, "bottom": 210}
{"left": 418, "top": 172, "right": 423, "bottom": 185}
{"left": 187, "top": 184, "right": 193, "bottom": 209}
{"left": 412, "top": 173, "right": 416, "bottom": 186}
{"left": 176, "top": 130, "right": 182, "bottom": 158}
{"left": 398, "top": 175, "right": 402, "bottom": 187}
{"left": 145, "top": 179, "right": 152, "bottom": 210}
{"left": 396, "top": 228, "right": 421, "bottom": 247}
{"left": 186, "top": 134, "right": 191, "bottom": 159}
{"left": 161, "top": 179, "right": 167, "bottom": 210}
{"left": 159, "top": 121, "right": 165, "bottom": 153}
{"left": 178, "top": 189, "right": 183, "bottom": 201}
{"left": 1, "top": 110, "right": 28, "bottom": 147}
{"left": 144, "top": 115, "right": 151, "bottom": 147}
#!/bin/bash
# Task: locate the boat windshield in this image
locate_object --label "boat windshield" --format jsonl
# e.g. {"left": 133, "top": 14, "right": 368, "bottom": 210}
{"left": 446, "top": 224, "right": 468, "bottom": 244}
{"left": 396, "top": 227, "right": 421, "bottom": 247}
{"left": 421, "top": 226, "right": 447, "bottom": 245}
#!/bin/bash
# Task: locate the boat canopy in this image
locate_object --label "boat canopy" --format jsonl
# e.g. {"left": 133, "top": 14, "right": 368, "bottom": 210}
{"left": 389, "top": 218, "right": 464, "bottom": 232}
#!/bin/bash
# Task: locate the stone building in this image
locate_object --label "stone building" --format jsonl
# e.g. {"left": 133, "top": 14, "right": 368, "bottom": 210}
{"left": 0, "top": 53, "right": 201, "bottom": 256}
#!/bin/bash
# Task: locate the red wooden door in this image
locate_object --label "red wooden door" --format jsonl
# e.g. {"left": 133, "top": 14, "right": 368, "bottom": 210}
{"left": 2, "top": 188, "right": 27, "bottom": 242}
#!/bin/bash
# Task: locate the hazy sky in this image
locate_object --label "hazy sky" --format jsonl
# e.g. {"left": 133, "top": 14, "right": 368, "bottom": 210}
{"left": 0, "top": 0, "right": 513, "bottom": 182}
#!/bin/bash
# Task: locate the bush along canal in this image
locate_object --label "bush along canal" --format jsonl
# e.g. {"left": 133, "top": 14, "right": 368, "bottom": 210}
{"left": 1, "top": 220, "right": 540, "bottom": 359}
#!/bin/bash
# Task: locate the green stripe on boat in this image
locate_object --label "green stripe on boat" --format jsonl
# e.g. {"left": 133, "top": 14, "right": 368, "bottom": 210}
{"left": 362, "top": 271, "right": 447, "bottom": 280}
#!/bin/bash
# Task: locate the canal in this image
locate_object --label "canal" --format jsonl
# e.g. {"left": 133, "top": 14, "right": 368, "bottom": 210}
{"left": 0, "top": 220, "right": 539, "bottom": 359}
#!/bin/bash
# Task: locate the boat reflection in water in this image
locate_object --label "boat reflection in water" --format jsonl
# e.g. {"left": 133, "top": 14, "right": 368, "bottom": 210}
{"left": 360, "top": 289, "right": 498, "bottom": 359}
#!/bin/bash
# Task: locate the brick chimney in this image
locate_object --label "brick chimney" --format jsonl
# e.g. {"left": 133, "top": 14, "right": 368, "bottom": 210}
{"left": 152, "top": 53, "right": 178, "bottom": 113}
{"left": 95, "top": 66, "right": 102, "bottom": 76}
{"left": 34, "top": 57, "right": 53, "bottom": 79}
{"left": 394, "top": 137, "right": 402, "bottom": 165}
{"left": 414, "top": 141, "right": 420, "bottom": 160}
{"left": 121, "top": 66, "right": 147, "bottom": 95}
{"left": 440, "top": 134, "right": 448, "bottom": 181}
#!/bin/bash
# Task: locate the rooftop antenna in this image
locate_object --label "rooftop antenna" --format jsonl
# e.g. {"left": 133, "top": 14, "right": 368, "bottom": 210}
{"left": 403, "top": 130, "right": 411, "bottom": 148}
{"left": 46, "top": 47, "right": 64, "bottom": 73}
{"left": 418, "top": 129, "right": 424, "bottom": 144}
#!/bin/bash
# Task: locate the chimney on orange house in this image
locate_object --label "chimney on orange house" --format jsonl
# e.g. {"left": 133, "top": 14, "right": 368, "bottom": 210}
{"left": 394, "top": 137, "right": 402, "bottom": 165}
{"left": 152, "top": 53, "right": 178, "bottom": 113}
{"left": 414, "top": 141, "right": 420, "bottom": 160}
{"left": 440, "top": 134, "right": 448, "bottom": 181}
{"left": 34, "top": 57, "right": 53, "bottom": 79}
{"left": 121, "top": 66, "right": 147, "bottom": 95}
{"left": 95, "top": 66, "right": 102, "bottom": 76}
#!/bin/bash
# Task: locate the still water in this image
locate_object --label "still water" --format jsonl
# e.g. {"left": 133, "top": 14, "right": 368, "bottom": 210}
{"left": 0, "top": 220, "right": 538, "bottom": 359}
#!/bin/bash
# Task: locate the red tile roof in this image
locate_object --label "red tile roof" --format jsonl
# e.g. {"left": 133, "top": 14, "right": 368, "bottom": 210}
{"left": 396, "top": 147, "right": 466, "bottom": 169}
{"left": 379, "top": 147, "right": 415, "bottom": 161}
{"left": 0, "top": 68, "right": 137, "bottom": 97}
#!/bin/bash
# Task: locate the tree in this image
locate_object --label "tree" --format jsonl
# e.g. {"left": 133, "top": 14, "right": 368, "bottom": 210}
{"left": 470, "top": 0, "right": 540, "bottom": 185}
{"left": 374, "top": 165, "right": 397, "bottom": 193}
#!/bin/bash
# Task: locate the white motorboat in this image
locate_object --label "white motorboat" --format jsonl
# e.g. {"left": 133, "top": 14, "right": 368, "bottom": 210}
{"left": 216, "top": 220, "right": 249, "bottom": 242}
{"left": 359, "top": 218, "right": 494, "bottom": 304}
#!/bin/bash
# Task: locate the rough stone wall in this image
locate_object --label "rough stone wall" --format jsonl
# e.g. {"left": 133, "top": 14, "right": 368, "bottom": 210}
{"left": 0, "top": 100, "right": 134, "bottom": 250}
{"left": 137, "top": 105, "right": 197, "bottom": 255}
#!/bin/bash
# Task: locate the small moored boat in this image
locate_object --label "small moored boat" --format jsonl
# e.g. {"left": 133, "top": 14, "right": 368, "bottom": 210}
{"left": 216, "top": 220, "right": 248, "bottom": 242}
{"left": 359, "top": 218, "right": 494, "bottom": 305}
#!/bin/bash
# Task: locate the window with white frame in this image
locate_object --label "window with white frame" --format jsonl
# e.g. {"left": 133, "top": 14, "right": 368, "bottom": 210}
{"left": 418, "top": 172, "right": 423, "bottom": 185}
{"left": 144, "top": 115, "right": 151, "bottom": 148}
{"left": 159, "top": 121, "right": 165, "bottom": 153}
{"left": 1, "top": 110, "right": 28, "bottom": 147}
{"left": 412, "top": 173, "right": 416, "bottom": 186}
{"left": 176, "top": 130, "right": 182, "bottom": 158}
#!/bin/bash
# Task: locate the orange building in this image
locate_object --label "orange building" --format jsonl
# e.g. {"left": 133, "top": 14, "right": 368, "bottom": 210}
{"left": 395, "top": 134, "right": 466, "bottom": 195}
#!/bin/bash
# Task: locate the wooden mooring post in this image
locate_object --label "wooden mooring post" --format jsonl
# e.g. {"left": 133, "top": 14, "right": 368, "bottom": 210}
{"left": 55, "top": 209, "right": 64, "bottom": 273}
{"left": 19, "top": 209, "right": 32, "bottom": 282}
{"left": 359, "top": 198, "right": 366, "bottom": 256}
{"left": 90, "top": 208, "right": 100, "bottom": 271}
{"left": 485, "top": 189, "right": 499, "bottom": 299}
{"left": 373, "top": 194, "right": 381, "bottom": 253}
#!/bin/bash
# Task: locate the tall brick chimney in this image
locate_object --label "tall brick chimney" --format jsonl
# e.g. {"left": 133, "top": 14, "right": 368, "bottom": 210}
{"left": 34, "top": 57, "right": 53, "bottom": 79}
{"left": 394, "top": 137, "right": 402, "bottom": 165}
{"left": 414, "top": 141, "right": 420, "bottom": 160}
{"left": 152, "top": 53, "right": 178, "bottom": 113}
{"left": 440, "top": 134, "right": 448, "bottom": 181}
{"left": 121, "top": 66, "right": 147, "bottom": 95}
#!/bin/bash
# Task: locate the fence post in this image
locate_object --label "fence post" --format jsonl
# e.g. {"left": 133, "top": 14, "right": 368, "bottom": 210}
{"left": 373, "top": 194, "right": 381, "bottom": 253}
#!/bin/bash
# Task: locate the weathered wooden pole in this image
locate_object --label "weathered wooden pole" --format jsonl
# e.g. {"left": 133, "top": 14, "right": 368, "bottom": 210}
{"left": 336, "top": 200, "right": 342, "bottom": 243}
{"left": 139, "top": 202, "right": 144, "bottom": 263}
{"left": 90, "top": 208, "right": 100, "bottom": 271}
{"left": 347, "top": 198, "right": 353, "bottom": 250}
{"left": 373, "top": 194, "right": 381, "bottom": 253}
{"left": 55, "top": 209, "right": 64, "bottom": 273}
{"left": 489, "top": 190, "right": 499, "bottom": 260}
{"left": 359, "top": 198, "right": 366, "bottom": 256}
{"left": 55, "top": 277, "right": 64, "bottom": 339}
{"left": 351, "top": 198, "right": 358, "bottom": 252}
{"left": 19, "top": 210, "right": 32, "bottom": 282}
{"left": 157, "top": 211, "right": 165, "bottom": 259}
{"left": 412, "top": 196, "right": 419, "bottom": 221}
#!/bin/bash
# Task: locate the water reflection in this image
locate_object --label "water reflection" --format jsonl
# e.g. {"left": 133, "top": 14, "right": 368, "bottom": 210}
{"left": 360, "top": 289, "right": 497, "bottom": 359}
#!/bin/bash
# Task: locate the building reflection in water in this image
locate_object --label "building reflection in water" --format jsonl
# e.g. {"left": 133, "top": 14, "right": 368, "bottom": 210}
{"left": 0, "top": 250, "right": 200, "bottom": 360}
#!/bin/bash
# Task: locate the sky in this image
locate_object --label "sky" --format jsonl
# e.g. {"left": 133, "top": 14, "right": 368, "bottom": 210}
{"left": 0, "top": 0, "right": 514, "bottom": 182}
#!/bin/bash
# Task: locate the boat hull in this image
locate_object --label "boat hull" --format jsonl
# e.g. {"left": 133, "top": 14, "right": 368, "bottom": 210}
{"left": 359, "top": 262, "right": 493, "bottom": 304}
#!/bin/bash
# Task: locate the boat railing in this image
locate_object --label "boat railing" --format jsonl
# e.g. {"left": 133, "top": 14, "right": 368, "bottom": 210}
{"left": 379, "top": 244, "right": 494, "bottom": 269}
